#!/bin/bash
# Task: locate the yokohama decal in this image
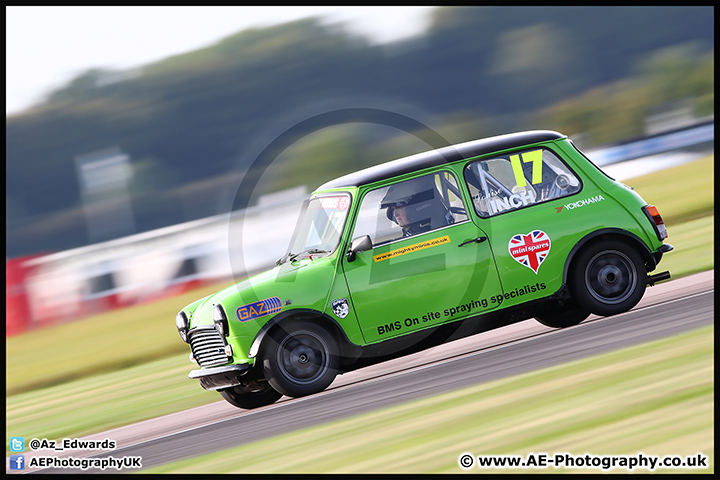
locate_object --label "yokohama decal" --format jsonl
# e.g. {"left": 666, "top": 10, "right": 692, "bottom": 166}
{"left": 508, "top": 230, "right": 551, "bottom": 274}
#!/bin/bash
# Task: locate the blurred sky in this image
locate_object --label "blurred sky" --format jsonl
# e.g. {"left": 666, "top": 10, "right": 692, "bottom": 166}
{"left": 6, "top": 6, "right": 437, "bottom": 116}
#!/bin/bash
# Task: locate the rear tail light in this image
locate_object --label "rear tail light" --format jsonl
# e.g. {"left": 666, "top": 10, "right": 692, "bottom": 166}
{"left": 642, "top": 205, "right": 668, "bottom": 240}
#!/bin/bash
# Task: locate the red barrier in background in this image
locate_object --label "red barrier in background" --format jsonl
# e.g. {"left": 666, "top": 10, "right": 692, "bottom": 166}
{"left": 7, "top": 253, "right": 217, "bottom": 337}
{"left": 6, "top": 255, "right": 44, "bottom": 336}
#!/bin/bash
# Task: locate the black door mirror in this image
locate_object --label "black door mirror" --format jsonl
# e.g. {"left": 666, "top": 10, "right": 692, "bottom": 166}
{"left": 346, "top": 235, "right": 373, "bottom": 262}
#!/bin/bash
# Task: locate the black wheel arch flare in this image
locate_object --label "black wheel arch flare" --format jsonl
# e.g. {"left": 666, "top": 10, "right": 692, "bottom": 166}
{"left": 562, "top": 228, "right": 657, "bottom": 288}
{"left": 248, "top": 308, "right": 359, "bottom": 361}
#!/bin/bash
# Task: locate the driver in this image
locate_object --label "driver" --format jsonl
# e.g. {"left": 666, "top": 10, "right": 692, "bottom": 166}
{"left": 380, "top": 179, "right": 435, "bottom": 237}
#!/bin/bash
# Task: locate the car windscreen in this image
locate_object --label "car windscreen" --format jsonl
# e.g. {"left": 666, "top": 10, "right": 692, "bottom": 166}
{"left": 282, "top": 193, "right": 351, "bottom": 262}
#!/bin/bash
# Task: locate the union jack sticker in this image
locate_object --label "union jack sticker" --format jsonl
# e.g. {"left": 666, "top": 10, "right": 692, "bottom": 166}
{"left": 508, "top": 230, "right": 551, "bottom": 274}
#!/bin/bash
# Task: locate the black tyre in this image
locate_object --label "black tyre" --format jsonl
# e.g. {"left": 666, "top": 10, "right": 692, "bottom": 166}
{"left": 570, "top": 240, "right": 647, "bottom": 316}
{"left": 535, "top": 306, "right": 590, "bottom": 328}
{"left": 219, "top": 384, "right": 282, "bottom": 409}
{"left": 261, "top": 320, "right": 339, "bottom": 398}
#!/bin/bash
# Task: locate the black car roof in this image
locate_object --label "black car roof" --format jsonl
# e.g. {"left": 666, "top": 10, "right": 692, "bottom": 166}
{"left": 316, "top": 130, "right": 565, "bottom": 190}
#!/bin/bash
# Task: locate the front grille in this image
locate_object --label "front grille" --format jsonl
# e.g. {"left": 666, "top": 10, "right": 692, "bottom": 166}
{"left": 189, "top": 327, "right": 229, "bottom": 367}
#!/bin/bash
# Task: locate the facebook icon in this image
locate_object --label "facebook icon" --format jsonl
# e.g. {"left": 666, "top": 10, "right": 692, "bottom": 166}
{"left": 10, "top": 455, "right": 25, "bottom": 470}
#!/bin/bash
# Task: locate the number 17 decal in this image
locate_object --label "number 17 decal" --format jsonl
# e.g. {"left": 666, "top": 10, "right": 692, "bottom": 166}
{"left": 510, "top": 149, "right": 543, "bottom": 187}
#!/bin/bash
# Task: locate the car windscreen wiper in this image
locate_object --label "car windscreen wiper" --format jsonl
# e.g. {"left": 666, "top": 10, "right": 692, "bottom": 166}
{"left": 288, "top": 248, "right": 329, "bottom": 263}
{"left": 278, "top": 248, "right": 330, "bottom": 265}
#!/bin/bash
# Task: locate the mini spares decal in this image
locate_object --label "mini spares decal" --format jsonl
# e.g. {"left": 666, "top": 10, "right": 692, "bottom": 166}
{"left": 236, "top": 296, "right": 283, "bottom": 322}
{"left": 508, "top": 230, "right": 551, "bottom": 274}
{"left": 373, "top": 235, "right": 451, "bottom": 262}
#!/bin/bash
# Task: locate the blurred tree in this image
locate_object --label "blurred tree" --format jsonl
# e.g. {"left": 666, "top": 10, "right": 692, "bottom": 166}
{"left": 487, "top": 23, "right": 584, "bottom": 110}
{"left": 537, "top": 44, "right": 712, "bottom": 145}
{"left": 257, "top": 125, "right": 378, "bottom": 196}
{"left": 636, "top": 44, "right": 702, "bottom": 104}
{"left": 690, "top": 52, "right": 715, "bottom": 116}
{"left": 635, "top": 43, "right": 714, "bottom": 117}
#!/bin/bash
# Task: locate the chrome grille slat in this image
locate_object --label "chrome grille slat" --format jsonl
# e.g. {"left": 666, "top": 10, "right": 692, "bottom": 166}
{"left": 189, "top": 327, "right": 228, "bottom": 367}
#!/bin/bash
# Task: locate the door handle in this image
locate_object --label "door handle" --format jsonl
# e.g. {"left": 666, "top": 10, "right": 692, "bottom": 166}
{"left": 458, "top": 236, "right": 487, "bottom": 247}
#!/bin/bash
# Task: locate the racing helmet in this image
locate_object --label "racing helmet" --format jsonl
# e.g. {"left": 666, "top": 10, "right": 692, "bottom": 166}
{"left": 381, "top": 177, "right": 437, "bottom": 225}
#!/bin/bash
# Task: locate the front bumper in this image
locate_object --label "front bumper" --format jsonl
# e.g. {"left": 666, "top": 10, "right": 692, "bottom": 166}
{"left": 189, "top": 364, "right": 251, "bottom": 391}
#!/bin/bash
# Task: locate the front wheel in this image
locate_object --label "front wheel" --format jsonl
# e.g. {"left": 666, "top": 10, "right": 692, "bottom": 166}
{"left": 219, "top": 384, "right": 282, "bottom": 409}
{"left": 261, "top": 320, "right": 339, "bottom": 398}
{"left": 570, "top": 240, "right": 647, "bottom": 316}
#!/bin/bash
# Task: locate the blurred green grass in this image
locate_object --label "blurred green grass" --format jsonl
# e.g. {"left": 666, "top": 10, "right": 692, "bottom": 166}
{"left": 653, "top": 215, "right": 714, "bottom": 278}
{"left": 144, "top": 325, "right": 714, "bottom": 474}
{"left": 622, "top": 154, "right": 714, "bottom": 225}
{"left": 5, "top": 154, "right": 714, "bottom": 397}
{"left": 5, "top": 280, "right": 234, "bottom": 395}
{"left": 6, "top": 352, "right": 213, "bottom": 447}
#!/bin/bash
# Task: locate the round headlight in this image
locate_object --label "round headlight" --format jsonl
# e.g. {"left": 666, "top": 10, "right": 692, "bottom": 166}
{"left": 213, "top": 304, "right": 229, "bottom": 337}
{"left": 176, "top": 311, "right": 189, "bottom": 343}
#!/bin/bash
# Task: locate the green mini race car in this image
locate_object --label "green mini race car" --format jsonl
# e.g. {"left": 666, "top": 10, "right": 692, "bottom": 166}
{"left": 175, "top": 130, "right": 672, "bottom": 409}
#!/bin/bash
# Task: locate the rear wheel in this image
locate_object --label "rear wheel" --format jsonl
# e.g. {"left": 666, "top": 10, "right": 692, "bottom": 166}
{"left": 219, "top": 384, "right": 282, "bottom": 409}
{"left": 570, "top": 240, "right": 647, "bottom": 316}
{"left": 261, "top": 320, "right": 339, "bottom": 398}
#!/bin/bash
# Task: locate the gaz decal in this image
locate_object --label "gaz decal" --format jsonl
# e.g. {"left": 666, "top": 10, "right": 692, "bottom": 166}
{"left": 236, "top": 296, "right": 283, "bottom": 322}
{"left": 373, "top": 235, "right": 451, "bottom": 263}
{"left": 508, "top": 230, "right": 551, "bottom": 274}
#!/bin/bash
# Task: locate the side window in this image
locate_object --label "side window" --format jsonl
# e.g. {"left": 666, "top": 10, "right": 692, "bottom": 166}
{"left": 352, "top": 171, "right": 468, "bottom": 245}
{"left": 464, "top": 148, "right": 581, "bottom": 217}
